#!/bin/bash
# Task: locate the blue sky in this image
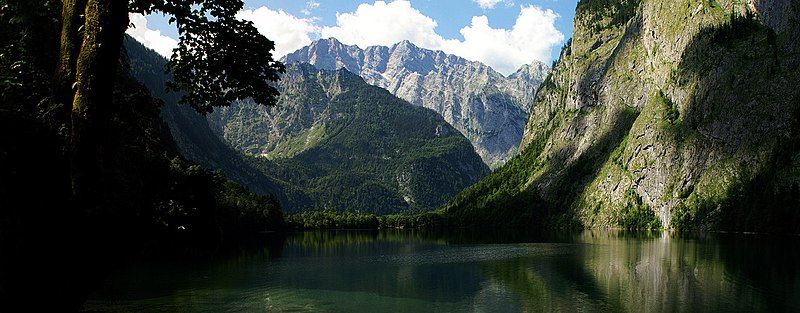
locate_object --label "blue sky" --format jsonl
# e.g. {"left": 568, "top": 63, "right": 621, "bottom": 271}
{"left": 128, "top": 0, "right": 579, "bottom": 75}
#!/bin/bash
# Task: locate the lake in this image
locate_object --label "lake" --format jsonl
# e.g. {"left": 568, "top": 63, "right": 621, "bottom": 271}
{"left": 84, "top": 230, "right": 800, "bottom": 312}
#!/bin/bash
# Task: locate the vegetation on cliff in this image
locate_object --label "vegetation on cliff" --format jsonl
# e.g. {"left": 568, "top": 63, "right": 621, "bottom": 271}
{"left": 442, "top": 0, "right": 800, "bottom": 232}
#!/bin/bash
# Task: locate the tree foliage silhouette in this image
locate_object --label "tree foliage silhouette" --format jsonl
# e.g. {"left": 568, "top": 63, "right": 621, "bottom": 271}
{"left": 56, "top": 0, "right": 284, "bottom": 200}
{"left": 130, "top": 0, "right": 285, "bottom": 113}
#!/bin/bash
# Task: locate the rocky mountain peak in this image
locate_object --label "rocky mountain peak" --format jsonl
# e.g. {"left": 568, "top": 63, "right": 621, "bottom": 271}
{"left": 392, "top": 39, "right": 415, "bottom": 49}
{"left": 283, "top": 38, "right": 550, "bottom": 167}
{"left": 510, "top": 61, "right": 549, "bottom": 80}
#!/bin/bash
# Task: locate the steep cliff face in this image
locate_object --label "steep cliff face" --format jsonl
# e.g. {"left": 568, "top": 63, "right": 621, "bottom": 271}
{"left": 444, "top": 0, "right": 800, "bottom": 232}
{"left": 283, "top": 38, "right": 549, "bottom": 167}
{"left": 209, "top": 64, "right": 489, "bottom": 214}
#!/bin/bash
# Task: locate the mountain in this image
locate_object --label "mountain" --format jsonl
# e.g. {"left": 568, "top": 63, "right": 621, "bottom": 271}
{"left": 442, "top": 0, "right": 800, "bottom": 232}
{"left": 127, "top": 37, "right": 488, "bottom": 214}
{"left": 209, "top": 63, "right": 489, "bottom": 214}
{"left": 283, "top": 38, "right": 549, "bottom": 168}
{"left": 124, "top": 37, "right": 306, "bottom": 207}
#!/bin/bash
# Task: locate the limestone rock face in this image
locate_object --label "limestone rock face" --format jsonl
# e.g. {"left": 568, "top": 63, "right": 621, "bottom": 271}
{"left": 284, "top": 38, "right": 549, "bottom": 168}
{"left": 444, "top": 0, "right": 800, "bottom": 232}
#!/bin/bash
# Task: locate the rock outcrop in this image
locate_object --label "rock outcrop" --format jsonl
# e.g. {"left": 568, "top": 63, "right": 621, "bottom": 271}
{"left": 444, "top": 0, "right": 800, "bottom": 232}
{"left": 283, "top": 38, "right": 549, "bottom": 168}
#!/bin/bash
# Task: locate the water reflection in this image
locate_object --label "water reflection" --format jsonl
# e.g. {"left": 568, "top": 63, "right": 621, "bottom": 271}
{"left": 84, "top": 230, "right": 800, "bottom": 312}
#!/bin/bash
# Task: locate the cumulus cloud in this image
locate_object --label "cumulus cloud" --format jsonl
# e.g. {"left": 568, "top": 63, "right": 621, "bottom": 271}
{"left": 473, "top": 0, "right": 502, "bottom": 9}
{"left": 319, "top": 1, "right": 563, "bottom": 75}
{"left": 126, "top": 13, "right": 178, "bottom": 57}
{"left": 236, "top": 7, "right": 320, "bottom": 58}
{"left": 320, "top": 1, "right": 445, "bottom": 49}
{"left": 127, "top": 1, "right": 564, "bottom": 75}
{"left": 444, "top": 6, "right": 564, "bottom": 74}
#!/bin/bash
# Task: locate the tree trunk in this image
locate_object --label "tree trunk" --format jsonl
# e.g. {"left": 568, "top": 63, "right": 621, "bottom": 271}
{"left": 70, "top": 0, "right": 128, "bottom": 203}
{"left": 55, "top": 0, "right": 86, "bottom": 108}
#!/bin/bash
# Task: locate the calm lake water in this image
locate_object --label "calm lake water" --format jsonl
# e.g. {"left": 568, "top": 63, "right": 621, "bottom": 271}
{"left": 84, "top": 230, "right": 800, "bottom": 312}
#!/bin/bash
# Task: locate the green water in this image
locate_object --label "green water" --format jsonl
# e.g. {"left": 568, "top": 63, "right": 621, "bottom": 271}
{"left": 84, "top": 230, "right": 800, "bottom": 312}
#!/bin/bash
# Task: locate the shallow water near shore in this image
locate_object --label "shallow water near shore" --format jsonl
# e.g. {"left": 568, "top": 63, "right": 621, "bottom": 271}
{"left": 84, "top": 230, "right": 800, "bottom": 312}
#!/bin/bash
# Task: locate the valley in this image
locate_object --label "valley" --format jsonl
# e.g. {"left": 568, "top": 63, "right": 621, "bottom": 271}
{"left": 3, "top": 0, "right": 800, "bottom": 311}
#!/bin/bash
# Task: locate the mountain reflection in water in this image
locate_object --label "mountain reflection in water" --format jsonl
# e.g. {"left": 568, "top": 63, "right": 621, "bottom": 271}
{"left": 85, "top": 230, "right": 800, "bottom": 312}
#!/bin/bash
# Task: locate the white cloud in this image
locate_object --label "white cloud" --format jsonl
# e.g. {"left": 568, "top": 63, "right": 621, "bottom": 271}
{"left": 444, "top": 6, "right": 564, "bottom": 74}
{"left": 126, "top": 13, "right": 178, "bottom": 57}
{"left": 319, "top": 1, "right": 563, "bottom": 75}
{"left": 128, "top": 2, "right": 564, "bottom": 75}
{"left": 236, "top": 7, "right": 320, "bottom": 58}
{"left": 473, "top": 0, "right": 502, "bottom": 9}
{"left": 320, "top": 1, "right": 444, "bottom": 49}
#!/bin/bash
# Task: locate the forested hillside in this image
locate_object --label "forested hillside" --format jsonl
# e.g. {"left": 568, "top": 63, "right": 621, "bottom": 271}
{"left": 284, "top": 38, "right": 549, "bottom": 167}
{"left": 212, "top": 64, "right": 490, "bottom": 214}
{"left": 128, "top": 41, "right": 489, "bottom": 214}
{"left": 0, "top": 1, "right": 284, "bottom": 310}
{"left": 125, "top": 38, "right": 309, "bottom": 207}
